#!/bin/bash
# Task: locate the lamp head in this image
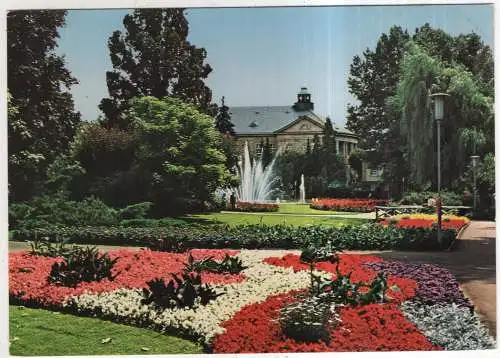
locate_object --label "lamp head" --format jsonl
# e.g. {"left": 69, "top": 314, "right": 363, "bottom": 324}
{"left": 430, "top": 92, "right": 450, "bottom": 121}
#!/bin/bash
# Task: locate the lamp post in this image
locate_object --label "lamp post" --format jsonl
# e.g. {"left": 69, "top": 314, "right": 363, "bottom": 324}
{"left": 471, "top": 155, "right": 479, "bottom": 213}
{"left": 430, "top": 92, "right": 450, "bottom": 247}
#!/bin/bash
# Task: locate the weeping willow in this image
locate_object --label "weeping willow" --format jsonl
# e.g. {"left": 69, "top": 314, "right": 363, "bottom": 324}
{"left": 391, "top": 41, "right": 493, "bottom": 189}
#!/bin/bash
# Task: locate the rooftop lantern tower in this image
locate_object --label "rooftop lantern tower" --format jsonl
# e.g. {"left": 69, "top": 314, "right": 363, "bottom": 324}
{"left": 293, "top": 87, "right": 314, "bottom": 111}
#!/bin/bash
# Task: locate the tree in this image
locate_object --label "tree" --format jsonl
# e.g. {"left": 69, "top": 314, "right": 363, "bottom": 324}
{"left": 8, "top": 10, "right": 81, "bottom": 202}
{"left": 99, "top": 8, "right": 213, "bottom": 128}
{"left": 126, "top": 96, "right": 232, "bottom": 215}
{"left": 262, "top": 138, "right": 273, "bottom": 169}
{"left": 310, "top": 134, "right": 322, "bottom": 176}
{"left": 214, "top": 96, "right": 235, "bottom": 135}
{"left": 392, "top": 40, "right": 493, "bottom": 189}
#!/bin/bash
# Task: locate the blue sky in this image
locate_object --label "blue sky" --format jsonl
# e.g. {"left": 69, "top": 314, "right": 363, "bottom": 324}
{"left": 56, "top": 4, "right": 494, "bottom": 125}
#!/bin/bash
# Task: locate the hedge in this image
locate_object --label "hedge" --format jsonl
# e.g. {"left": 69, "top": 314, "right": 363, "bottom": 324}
{"left": 11, "top": 223, "right": 457, "bottom": 252}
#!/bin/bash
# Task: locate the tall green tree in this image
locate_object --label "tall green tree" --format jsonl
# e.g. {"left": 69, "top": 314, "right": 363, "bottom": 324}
{"left": 214, "top": 96, "right": 235, "bottom": 135}
{"left": 262, "top": 138, "right": 273, "bottom": 169}
{"left": 126, "top": 96, "right": 232, "bottom": 214}
{"left": 8, "top": 10, "right": 81, "bottom": 202}
{"left": 392, "top": 40, "right": 493, "bottom": 189}
{"left": 99, "top": 8, "right": 213, "bottom": 128}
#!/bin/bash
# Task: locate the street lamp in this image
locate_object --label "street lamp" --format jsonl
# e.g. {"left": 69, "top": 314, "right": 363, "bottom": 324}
{"left": 430, "top": 92, "right": 450, "bottom": 247}
{"left": 471, "top": 155, "right": 480, "bottom": 213}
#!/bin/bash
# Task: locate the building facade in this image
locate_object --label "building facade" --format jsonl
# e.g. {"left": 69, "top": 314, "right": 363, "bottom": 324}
{"left": 230, "top": 88, "right": 359, "bottom": 163}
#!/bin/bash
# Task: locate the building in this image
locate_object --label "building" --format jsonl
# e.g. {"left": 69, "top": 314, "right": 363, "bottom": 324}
{"left": 230, "top": 87, "right": 359, "bottom": 161}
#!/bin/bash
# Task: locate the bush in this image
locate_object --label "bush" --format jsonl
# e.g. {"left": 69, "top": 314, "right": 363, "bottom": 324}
{"left": 47, "top": 246, "right": 119, "bottom": 288}
{"left": 9, "top": 195, "right": 120, "bottom": 230}
{"left": 11, "top": 223, "right": 457, "bottom": 252}
{"left": 119, "top": 218, "right": 188, "bottom": 228}
{"left": 184, "top": 253, "right": 247, "bottom": 274}
{"left": 141, "top": 273, "right": 223, "bottom": 309}
{"left": 279, "top": 295, "right": 339, "bottom": 344}
{"left": 399, "top": 191, "right": 463, "bottom": 206}
{"left": 119, "top": 202, "right": 153, "bottom": 220}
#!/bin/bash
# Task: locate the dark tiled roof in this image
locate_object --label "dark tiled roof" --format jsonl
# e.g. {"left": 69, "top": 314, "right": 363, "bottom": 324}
{"left": 229, "top": 106, "right": 355, "bottom": 136}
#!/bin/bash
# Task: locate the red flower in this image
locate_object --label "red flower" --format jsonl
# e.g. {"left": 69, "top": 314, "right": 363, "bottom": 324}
{"left": 212, "top": 292, "right": 441, "bottom": 353}
{"left": 310, "top": 198, "right": 388, "bottom": 212}
{"left": 9, "top": 249, "right": 243, "bottom": 306}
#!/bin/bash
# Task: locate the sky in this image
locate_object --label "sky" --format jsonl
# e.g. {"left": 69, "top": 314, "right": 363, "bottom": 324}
{"left": 55, "top": 4, "right": 494, "bottom": 126}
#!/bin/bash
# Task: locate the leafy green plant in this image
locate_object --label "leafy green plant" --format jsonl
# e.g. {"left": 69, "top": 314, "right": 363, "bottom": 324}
{"left": 141, "top": 273, "right": 223, "bottom": 309}
{"left": 317, "top": 262, "right": 389, "bottom": 306}
{"left": 184, "top": 254, "right": 247, "bottom": 275}
{"left": 28, "top": 238, "right": 73, "bottom": 259}
{"left": 119, "top": 202, "right": 153, "bottom": 220}
{"left": 48, "top": 246, "right": 120, "bottom": 288}
{"left": 278, "top": 295, "right": 340, "bottom": 344}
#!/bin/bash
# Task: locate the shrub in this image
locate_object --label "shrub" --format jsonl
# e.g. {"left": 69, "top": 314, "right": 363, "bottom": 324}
{"left": 11, "top": 223, "right": 457, "bottom": 252}
{"left": 47, "top": 246, "right": 119, "bottom": 288}
{"left": 141, "top": 273, "right": 223, "bottom": 309}
{"left": 279, "top": 295, "right": 340, "bottom": 344}
{"left": 399, "top": 191, "right": 463, "bottom": 206}
{"left": 120, "top": 217, "right": 188, "bottom": 228}
{"left": 9, "top": 195, "right": 120, "bottom": 230}
{"left": 184, "top": 253, "right": 247, "bottom": 274}
{"left": 119, "top": 202, "right": 153, "bottom": 220}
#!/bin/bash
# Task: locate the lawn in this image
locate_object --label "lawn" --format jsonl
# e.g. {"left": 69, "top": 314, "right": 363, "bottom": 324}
{"left": 9, "top": 305, "right": 203, "bottom": 356}
{"left": 188, "top": 212, "right": 368, "bottom": 227}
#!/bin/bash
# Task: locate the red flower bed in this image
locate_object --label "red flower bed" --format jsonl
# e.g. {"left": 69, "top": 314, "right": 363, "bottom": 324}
{"left": 212, "top": 291, "right": 441, "bottom": 353}
{"left": 380, "top": 218, "right": 468, "bottom": 230}
{"left": 235, "top": 201, "right": 279, "bottom": 212}
{"left": 9, "top": 249, "right": 243, "bottom": 306}
{"left": 264, "top": 254, "right": 416, "bottom": 303}
{"left": 310, "top": 198, "right": 387, "bottom": 212}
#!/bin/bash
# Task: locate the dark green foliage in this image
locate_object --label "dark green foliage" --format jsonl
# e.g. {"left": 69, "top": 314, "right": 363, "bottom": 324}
{"left": 214, "top": 96, "right": 235, "bottom": 135}
{"left": 120, "top": 218, "right": 188, "bottom": 228}
{"left": 184, "top": 254, "right": 247, "bottom": 274}
{"left": 9, "top": 195, "right": 120, "bottom": 230}
{"left": 12, "top": 223, "right": 457, "bottom": 252}
{"left": 126, "top": 96, "right": 232, "bottom": 216}
{"left": 262, "top": 137, "right": 273, "bottom": 169}
{"left": 141, "top": 273, "right": 222, "bottom": 309}
{"left": 279, "top": 295, "right": 335, "bottom": 344}
{"left": 28, "top": 238, "right": 73, "bottom": 259}
{"left": 119, "top": 202, "right": 153, "bottom": 220}
{"left": 8, "top": 10, "right": 81, "bottom": 202}
{"left": 48, "top": 246, "right": 119, "bottom": 288}
{"left": 99, "top": 8, "right": 213, "bottom": 128}
{"left": 399, "top": 191, "right": 463, "bottom": 206}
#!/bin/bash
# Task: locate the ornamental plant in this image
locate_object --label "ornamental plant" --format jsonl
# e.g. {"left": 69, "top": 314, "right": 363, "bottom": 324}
{"left": 278, "top": 294, "right": 341, "bottom": 344}
{"left": 47, "top": 246, "right": 120, "bottom": 288}
{"left": 184, "top": 253, "right": 247, "bottom": 274}
{"left": 141, "top": 272, "right": 223, "bottom": 309}
{"left": 29, "top": 238, "right": 73, "bottom": 259}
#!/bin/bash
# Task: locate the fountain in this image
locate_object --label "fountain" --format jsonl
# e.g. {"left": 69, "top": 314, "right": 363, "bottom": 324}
{"left": 237, "top": 141, "right": 280, "bottom": 202}
{"left": 299, "top": 174, "right": 306, "bottom": 203}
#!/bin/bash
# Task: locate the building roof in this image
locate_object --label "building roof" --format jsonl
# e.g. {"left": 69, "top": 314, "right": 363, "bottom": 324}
{"left": 229, "top": 106, "right": 356, "bottom": 136}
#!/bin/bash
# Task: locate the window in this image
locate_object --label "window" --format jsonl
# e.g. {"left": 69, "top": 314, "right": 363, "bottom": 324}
{"left": 370, "top": 169, "right": 379, "bottom": 176}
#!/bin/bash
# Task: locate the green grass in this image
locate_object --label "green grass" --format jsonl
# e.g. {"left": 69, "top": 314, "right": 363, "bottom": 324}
{"left": 276, "top": 203, "right": 359, "bottom": 215}
{"left": 9, "top": 305, "right": 203, "bottom": 356}
{"left": 189, "top": 212, "right": 368, "bottom": 227}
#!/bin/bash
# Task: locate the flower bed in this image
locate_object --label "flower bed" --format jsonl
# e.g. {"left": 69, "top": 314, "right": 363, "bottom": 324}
{"left": 310, "top": 198, "right": 388, "bottom": 212}
{"left": 9, "top": 249, "right": 495, "bottom": 352}
{"left": 234, "top": 201, "right": 279, "bottom": 212}
{"left": 380, "top": 213, "right": 470, "bottom": 231}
